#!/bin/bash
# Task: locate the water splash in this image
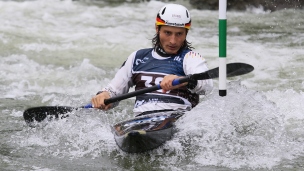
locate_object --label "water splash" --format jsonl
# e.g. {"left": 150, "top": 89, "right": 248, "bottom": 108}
{"left": 162, "top": 81, "right": 304, "bottom": 169}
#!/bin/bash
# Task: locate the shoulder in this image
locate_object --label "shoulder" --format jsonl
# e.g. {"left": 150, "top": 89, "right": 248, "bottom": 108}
{"left": 183, "top": 50, "right": 206, "bottom": 61}
{"left": 179, "top": 48, "right": 192, "bottom": 57}
{"left": 178, "top": 49, "right": 205, "bottom": 61}
{"left": 124, "top": 48, "right": 153, "bottom": 63}
{"left": 135, "top": 48, "right": 153, "bottom": 57}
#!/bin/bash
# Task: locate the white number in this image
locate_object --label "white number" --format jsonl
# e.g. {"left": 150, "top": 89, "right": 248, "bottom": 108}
{"left": 141, "top": 76, "right": 170, "bottom": 93}
{"left": 142, "top": 76, "right": 153, "bottom": 87}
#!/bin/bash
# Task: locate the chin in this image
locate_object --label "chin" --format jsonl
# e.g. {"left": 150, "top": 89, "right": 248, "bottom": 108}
{"left": 165, "top": 49, "right": 178, "bottom": 55}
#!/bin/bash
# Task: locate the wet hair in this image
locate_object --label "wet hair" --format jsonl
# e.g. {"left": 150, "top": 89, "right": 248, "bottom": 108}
{"left": 152, "top": 25, "right": 194, "bottom": 50}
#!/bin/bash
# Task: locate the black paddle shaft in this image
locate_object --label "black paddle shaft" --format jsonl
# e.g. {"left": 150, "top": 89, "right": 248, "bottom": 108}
{"left": 23, "top": 62, "right": 254, "bottom": 124}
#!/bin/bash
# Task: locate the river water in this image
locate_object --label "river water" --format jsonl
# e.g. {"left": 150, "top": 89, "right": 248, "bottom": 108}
{"left": 0, "top": 0, "right": 303, "bottom": 170}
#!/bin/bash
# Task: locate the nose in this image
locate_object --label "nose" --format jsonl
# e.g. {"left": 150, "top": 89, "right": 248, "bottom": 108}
{"left": 169, "top": 35, "right": 177, "bottom": 45}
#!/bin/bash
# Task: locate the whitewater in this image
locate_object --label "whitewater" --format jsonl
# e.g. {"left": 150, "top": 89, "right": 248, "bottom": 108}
{"left": 0, "top": 0, "right": 303, "bottom": 170}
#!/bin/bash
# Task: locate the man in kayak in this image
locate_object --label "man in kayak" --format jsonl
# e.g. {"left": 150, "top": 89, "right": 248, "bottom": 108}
{"left": 91, "top": 4, "right": 213, "bottom": 115}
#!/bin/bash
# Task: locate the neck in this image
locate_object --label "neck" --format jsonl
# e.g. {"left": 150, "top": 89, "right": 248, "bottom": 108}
{"left": 155, "top": 45, "right": 171, "bottom": 57}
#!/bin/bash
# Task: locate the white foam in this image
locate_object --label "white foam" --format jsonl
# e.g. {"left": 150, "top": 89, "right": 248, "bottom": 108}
{"left": 1, "top": 1, "right": 303, "bottom": 170}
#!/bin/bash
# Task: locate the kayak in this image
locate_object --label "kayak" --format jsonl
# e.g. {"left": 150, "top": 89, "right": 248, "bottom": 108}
{"left": 23, "top": 106, "right": 185, "bottom": 153}
{"left": 111, "top": 110, "right": 185, "bottom": 153}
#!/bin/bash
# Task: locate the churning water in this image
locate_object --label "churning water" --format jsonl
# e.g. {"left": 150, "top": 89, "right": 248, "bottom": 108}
{"left": 0, "top": 0, "right": 303, "bottom": 170}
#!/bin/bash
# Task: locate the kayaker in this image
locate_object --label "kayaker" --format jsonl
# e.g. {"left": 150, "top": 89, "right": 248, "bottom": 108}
{"left": 91, "top": 4, "right": 213, "bottom": 115}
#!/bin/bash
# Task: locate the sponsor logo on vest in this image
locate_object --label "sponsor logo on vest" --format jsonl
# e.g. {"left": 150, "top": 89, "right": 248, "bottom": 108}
{"left": 134, "top": 100, "right": 145, "bottom": 108}
{"left": 174, "top": 56, "right": 182, "bottom": 62}
{"left": 135, "top": 57, "right": 149, "bottom": 65}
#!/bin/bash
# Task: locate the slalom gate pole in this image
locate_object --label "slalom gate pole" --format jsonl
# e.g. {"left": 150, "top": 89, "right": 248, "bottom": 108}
{"left": 219, "top": 0, "right": 227, "bottom": 96}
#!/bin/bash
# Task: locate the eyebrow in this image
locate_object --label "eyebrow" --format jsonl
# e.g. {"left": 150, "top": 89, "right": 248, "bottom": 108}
{"left": 163, "top": 29, "right": 185, "bottom": 34}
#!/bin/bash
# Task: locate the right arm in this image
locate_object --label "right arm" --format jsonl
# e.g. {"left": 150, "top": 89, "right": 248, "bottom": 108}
{"left": 91, "top": 51, "right": 136, "bottom": 109}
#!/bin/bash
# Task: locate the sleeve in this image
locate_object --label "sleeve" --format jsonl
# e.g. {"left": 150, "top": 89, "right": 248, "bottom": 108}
{"left": 101, "top": 51, "right": 137, "bottom": 98}
{"left": 183, "top": 51, "right": 214, "bottom": 95}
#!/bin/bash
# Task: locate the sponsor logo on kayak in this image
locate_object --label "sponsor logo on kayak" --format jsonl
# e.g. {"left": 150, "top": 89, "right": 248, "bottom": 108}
{"left": 123, "top": 115, "right": 167, "bottom": 127}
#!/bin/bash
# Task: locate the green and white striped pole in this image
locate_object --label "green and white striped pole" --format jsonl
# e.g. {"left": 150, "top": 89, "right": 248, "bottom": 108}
{"left": 219, "top": 0, "right": 227, "bottom": 96}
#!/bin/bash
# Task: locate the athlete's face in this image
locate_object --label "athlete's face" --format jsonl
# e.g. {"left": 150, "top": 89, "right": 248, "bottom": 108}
{"left": 156, "top": 25, "right": 187, "bottom": 55}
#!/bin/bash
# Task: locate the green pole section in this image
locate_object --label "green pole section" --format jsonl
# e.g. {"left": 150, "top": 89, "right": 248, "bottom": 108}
{"left": 219, "top": 20, "right": 226, "bottom": 57}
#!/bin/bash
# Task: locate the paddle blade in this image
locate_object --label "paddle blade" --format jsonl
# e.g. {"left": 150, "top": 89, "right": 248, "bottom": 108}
{"left": 226, "top": 63, "right": 254, "bottom": 77}
{"left": 23, "top": 106, "right": 74, "bottom": 124}
{"left": 192, "top": 62, "right": 254, "bottom": 80}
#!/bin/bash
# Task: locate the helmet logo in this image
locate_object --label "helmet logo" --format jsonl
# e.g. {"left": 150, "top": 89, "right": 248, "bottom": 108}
{"left": 172, "top": 14, "right": 181, "bottom": 19}
{"left": 165, "top": 21, "right": 185, "bottom": 27}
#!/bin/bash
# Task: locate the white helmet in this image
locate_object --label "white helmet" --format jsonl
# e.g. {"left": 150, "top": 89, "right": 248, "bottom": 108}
{"left": 156, "top": 4, "right": 191, "bottom": 30}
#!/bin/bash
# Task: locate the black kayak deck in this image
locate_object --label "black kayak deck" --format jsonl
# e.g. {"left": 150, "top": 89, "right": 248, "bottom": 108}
{"left": 111, "top": 111, "right": 185, "bottom": 153}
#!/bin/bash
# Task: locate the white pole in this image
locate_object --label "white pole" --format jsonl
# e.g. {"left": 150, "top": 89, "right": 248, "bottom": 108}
{"left": 219, "top": 0, "right": 227, "bottom": 96}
